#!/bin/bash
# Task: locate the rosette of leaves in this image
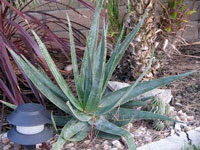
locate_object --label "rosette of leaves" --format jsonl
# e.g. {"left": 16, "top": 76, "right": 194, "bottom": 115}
{"left": 9, "top": 2, "right": 193, "bottom": 149}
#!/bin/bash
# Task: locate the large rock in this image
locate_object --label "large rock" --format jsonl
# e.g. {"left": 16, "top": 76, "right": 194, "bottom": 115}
{"left": 108, "top": 81, "right": 173, "bottom": 104}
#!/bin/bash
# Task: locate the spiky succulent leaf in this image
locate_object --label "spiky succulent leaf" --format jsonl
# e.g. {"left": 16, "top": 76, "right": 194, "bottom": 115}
{"left": 51, "top": 115, "right": 71, "bottom": 127}
{"left": 68, "top": 131, "right": 88, "bottom": 142}
{"left": 90, "top": 116, "right": 136, "bottom": 150}
{"left": 85, "top": 23, "right": 107, "bottom": 112}
{"left": 121, "top": 100, "right": 147, "bottom": 108}
{"left": 52, "top": 119, "right": 88, "bottom": 150}
{"left": 67, "top": 14, "right": 83, "bottom": 105}
{"left": 83, "top": 1, "right": 101, "bottom": 103}
{"left": 97, "top": 48, "right": 154, "bottom": 115}
{"left": 103, "top": 13, "right": 146, "bottom": 92}
{"left": 99, "top": 71, "right": 194, "bottom": 108}
{"left": 97, "top": 131, "right": 121, "bottom": 140}
{"left": 21, "top": 55, "right": 67, "bottom": 101}
{"left": 108, "top": 108, "right": 181, "bottom": 124}
{"left": 51, "top": 112, "right": 58, "bottom": 133}
{"left": 10, "top": 51, "right": 70, "bottom": 113}
{"left": 31, "top": 31, "right": 83, "bottom": 111}
{"left": 67, "top": 101, "right": 92, "bottom": 122}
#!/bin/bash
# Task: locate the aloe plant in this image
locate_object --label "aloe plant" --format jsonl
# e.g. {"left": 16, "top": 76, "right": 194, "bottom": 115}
{"left": 9, "top": 1, "right": 194, "bottom": 149}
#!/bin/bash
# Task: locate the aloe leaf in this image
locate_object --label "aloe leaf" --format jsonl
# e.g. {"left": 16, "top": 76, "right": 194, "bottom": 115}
{"left": 103, "top": 13, "right": 146, "bottom": 90}
{"left": 85, "top": 24, "right": 107, "bottom": 112}
{"left": 83, "top": 1, "right": 102, "bottom": 104}
{"left": 52, "top": 115, "right": 71, "bottom": 127}
{"left": 67, "top": 14, "right": 83, "bottom": 105}
{"left": 109, "top": 108, "right": 181, "bottom": 123}
{"left": 62, "top": 120, "right": 89, "bottom": 140}
{"left": 90, "top": 116, "right": 136, "bottom": 150}
{"left": 83, "top": 46, "right": 93, "bottom": 106}
{"left": 103, "top": 25, "right": 124, "bottom": 92}
{"left": 10, "top": 51, "right": 71, "bottom": 113}
{"left": 52, "top": 136, "right": 66, "bottom": 150}
{"left": 67, "top": 101, "right": 92, "bottom": 122}
{"left": 0, "top": 100, "right": 17, "bottom": 109}
{"left": 31, "top": 31, "right": 83, "bottom": 111}
{"left": 100, "top": 71, "right": 194, "bottom": 108}
{"left": 51, "top": 111, "right": 58, "bottom": 133}
{"left": 121, "top": 100, "right": 147, "bottom": 108}
{"left": 52, "top": 119, "right": 88, "bottom": 150}
{"left": 68, "top": 131, "right": 88, "bottom": 142}
{"left": 87, "top": 0, "right": 101, "bottom": 62}
{"left": 97, "top": 48, "right": 154, "bottom": 115}
{"left": 21, "top": 55, "right": 67, "bottom": 101}
{"left": 97, "top": 131, "right": 121, "bottom": 140}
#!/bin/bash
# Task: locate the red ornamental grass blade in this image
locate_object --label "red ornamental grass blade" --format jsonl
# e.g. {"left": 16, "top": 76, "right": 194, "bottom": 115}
{"left": 1, "top": 0, "right": 26, "bottom": 20}
{"left": 3, "top": 18, "right": 48, "bottom": 68}
{"left": 0, "top": 79, "right": 17, "bottom": 105}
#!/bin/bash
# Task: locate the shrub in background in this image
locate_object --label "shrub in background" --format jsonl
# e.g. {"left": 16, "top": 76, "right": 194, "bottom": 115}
{"left": 157, "top": 0, "right": 196, "bottom": 52}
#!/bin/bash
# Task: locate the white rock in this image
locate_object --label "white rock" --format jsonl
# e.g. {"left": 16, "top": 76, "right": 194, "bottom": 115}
{"left": 178, "top": 110, "right": 183, "bottom": 116}
{"left": 36, "top": 143, "right": 42, "bottom": 149}
{"left": 64, "top": 65, "right": 73, "bottom": 72}
{"left": 65, "top": 143, "right": 74, "bottom": 148}
{"left": 84, "top": 140, "right": 90, "bottom": 145}
{"left": 103, "top": 145, "right": 111, "bottom": 150}
{"left": 108, "top": 81, "right": 173, "bottom": 104}
{"left": 3, "top": 145, "right": 11, "bottom": 150}
{"left": 70, "top": 147, "right": 77, "bottom": 150}
{"left": 111, "top": 148, "right": 118, "bottom": 150}
{"left": 103, "top": 140, "right": 109, "bottom": 145}
{"left": 127, "top": 123, "right": 133, "bottom": 132}
{"left": 108, "top": 81, "right": 129, "bottom": 91}
{"left": 187, "top": 116, "right": 194, "bottom": 122}
{"left": 112, "top": 140, "right": 124, "bottom": 149}
{"left": 137, "top": 127, "right": 200, "bottom": 150}
{"left": 95, "top": 144, "right": 100, "bottom": 148}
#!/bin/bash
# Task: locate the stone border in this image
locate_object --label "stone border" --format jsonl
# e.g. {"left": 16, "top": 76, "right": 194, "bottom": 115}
{"left": 137, "top": 127, "right": 200, "bottom": 150}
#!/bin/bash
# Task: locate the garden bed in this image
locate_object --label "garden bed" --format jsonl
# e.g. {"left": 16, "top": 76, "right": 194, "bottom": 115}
{"left": 0, "top": 45, "right": 200, "bottom": 150}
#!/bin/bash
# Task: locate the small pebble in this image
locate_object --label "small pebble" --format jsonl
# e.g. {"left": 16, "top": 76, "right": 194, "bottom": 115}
{"left": 64, "top": 65, "right": 73, "bottom": 72}
{"left": 187, "top": 116, "right": 194, "bottom": 122}
{"left": 103, "top": 145, "right": 111, "bottom": 150}
{"left": 179, "top": 115, "right": 187, "bottom": 122}
{"left": 111, "top": 148, "right": 118, "bottom": 150}
{"left": 103, "top": 140, "right": 109, "bottom": 145}
{"left": 178, "top": 110, "right": 183, "bottom": 116}
{"left": 65, "top": 143, "right": 74, "bottom": 149}
{"left": 112, "top": 140, "right": 124, "bottom": 149}
{"left": 127, "top": 123, "right": 133, "bottom": 132}
{"left": 3, "top": 144, "right": 11, "bottom": 150}
{"left": 2, "top": 137, "right": 9, "bottom": 144}
{"left": 84, "top": 140, "right": 90, "bottom": 145}
{"left": 95, "top": 144, "right": 100, "bottom": 148}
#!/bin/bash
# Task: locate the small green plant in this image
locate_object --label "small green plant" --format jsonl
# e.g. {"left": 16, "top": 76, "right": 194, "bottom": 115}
{"left": 148, "top": 96, "right": 171, "bottom": 130}
{"left": 9, "top": 1, "right": 194, "bottom": 149}
{"left": 159, "top": 0, "right": 196, "bottom": 32}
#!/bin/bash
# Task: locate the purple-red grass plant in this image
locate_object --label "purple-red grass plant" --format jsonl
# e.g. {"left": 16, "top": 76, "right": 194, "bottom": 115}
{"left": 0, "top": 0, "right": 88, "bottom": 106}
